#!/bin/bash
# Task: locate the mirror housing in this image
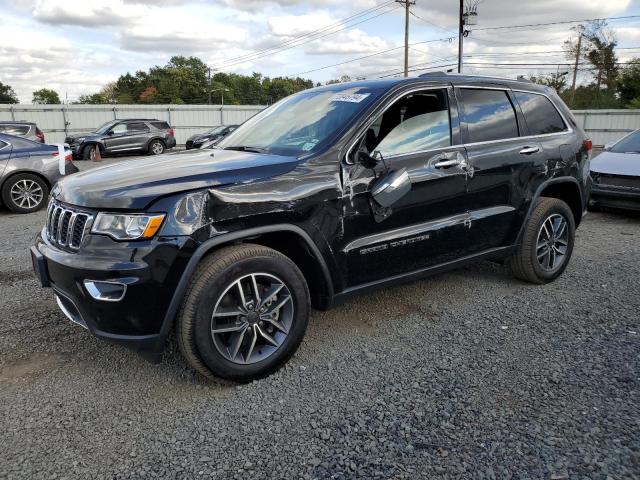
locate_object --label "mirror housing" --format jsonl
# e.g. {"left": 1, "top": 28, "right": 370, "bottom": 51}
{"left": 371, "top": 168, "right": 411, "bottom": 208}
{"left": 106, "top": 130, "right": 114, "bottom": 136}
{"left": 357, "top": 150, "right": 378, "bottom": 168}
{"left": 604, "top": 142, "right": 613, "bottom": 151}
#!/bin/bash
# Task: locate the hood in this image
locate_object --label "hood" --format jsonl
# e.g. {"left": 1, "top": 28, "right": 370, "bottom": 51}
{"left": 188, "top": 133, "right": 220, "bottom": 142}
{"left": 590, "top": 151, "right": 640, "bottom": 176}
{"left": 66, "top": 131, "right": 101, "bottom": 141}
{"left": 53, "top": 149, "right": 299, "bottom": 209}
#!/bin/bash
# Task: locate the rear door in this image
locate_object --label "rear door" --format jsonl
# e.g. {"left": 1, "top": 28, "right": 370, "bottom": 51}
{"left": 123, "top": 121, "right": 152, "bottom": 151}
{"left": 457, "top": 85, "right": 546, "bottom": 251}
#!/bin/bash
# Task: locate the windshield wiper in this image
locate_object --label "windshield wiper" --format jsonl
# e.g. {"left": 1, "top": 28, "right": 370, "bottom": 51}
{"left": 224, "top": 146, "right": 269, "bottom": 154}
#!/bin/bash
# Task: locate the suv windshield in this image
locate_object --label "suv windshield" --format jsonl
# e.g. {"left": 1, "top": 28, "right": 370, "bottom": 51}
{"left": 94, "top": 120, "right": 119, "bottom": 135}
{"left": 218, "top": 87, "right": 381, "bottom": 157}
{"left": 610, "top": 130, "right": 640, "bottom": 154}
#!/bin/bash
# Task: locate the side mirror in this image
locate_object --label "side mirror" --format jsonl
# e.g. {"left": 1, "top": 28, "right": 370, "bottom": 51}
{"left": 106, "top": 130, "right": 114, "bottom": 136}
{"left": 371, "top": 168, "right": 411, "bottom": 208}
{"left": 604, "top": 142, "right": 612, "bottom": 151}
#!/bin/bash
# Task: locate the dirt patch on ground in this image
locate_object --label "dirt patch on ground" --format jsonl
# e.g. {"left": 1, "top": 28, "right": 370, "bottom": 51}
{"left": 0, "top": 270, "right": 34, "bottom": 284}
{"left": 0, "top": 353, "right": 69, "bottom": 384}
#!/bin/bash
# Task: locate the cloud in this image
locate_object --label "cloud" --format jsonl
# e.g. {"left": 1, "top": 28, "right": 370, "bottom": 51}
{"left": 31, "top": 0, "right": 145, "bottom": 27}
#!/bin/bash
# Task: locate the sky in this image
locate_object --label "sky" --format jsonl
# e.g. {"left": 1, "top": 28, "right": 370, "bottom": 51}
{"left": 1, "top": 0, "right": 640, "bottom": 103}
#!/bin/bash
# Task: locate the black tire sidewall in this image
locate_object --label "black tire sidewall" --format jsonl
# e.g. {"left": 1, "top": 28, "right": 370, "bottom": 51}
{"left": 528, "top": 200, "right": 575, "bottom": 282}
{"left": 193, "top": 255, "right": 309, "bottom": 381}
{"left": 1, "top": 173, "right": 49, "bottom": 213}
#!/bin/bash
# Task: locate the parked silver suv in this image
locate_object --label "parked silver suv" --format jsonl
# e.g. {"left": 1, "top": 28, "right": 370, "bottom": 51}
{"left": 65, "top": 118, "right": 177, "bottom": 160}
{"left": 0, "top": 121, "right": 45, "bottom": 143}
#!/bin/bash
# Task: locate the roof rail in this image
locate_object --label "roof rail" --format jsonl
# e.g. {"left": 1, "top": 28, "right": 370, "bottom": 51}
{"left": 418, "top": 71, "right": 447, "bottom": 77}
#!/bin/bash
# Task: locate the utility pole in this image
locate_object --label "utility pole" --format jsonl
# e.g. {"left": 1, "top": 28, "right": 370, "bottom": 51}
{"left": 458, "top": 0, "right": 464, "bottom": 73}
{"left": 207, "top": 67, "right": 212, "bottom": 105}
{"left": 396, "top": 0, "right": 415, "bottom": 77}
{"left": 570, "top": 25, "right": 584, "bottom": 101}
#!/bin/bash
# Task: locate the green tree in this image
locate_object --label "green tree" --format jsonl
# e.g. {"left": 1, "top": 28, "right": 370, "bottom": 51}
{"left": 32, "top": 88, "right": 61, "bottom": 104}
{"left": 0, "top": 82, "right": 19, "bottom": 104}
{"left": 617, "top": 59, "right": 640, "bottom": 107}
{"left": 529, "top": 71, "right": 569, "bottom": 92}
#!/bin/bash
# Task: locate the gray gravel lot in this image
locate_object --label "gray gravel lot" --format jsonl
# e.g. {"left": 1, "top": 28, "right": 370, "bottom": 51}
{"left": 0, "top": 157, "right": 639, "bottom": 479}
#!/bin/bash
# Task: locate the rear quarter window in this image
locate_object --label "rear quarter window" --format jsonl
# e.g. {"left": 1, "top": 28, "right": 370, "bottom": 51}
{"left": 150, "top": 121, "right": 170, "bottom": 130}
{"left": 514, "top": 91, "right": 567, "bottom": 135}
{"left": 459, "top": 88, "right": 519, "bottom": 143}
{"left": 0, "top": 124, "right": 30, "bottom": 136}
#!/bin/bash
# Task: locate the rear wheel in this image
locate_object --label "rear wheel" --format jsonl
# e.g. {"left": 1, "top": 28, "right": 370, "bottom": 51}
{"left": 148, "top": 140, "right": 165, "bottom": 155}
{"left": 1, "top": 173, "right": 49, "bottom": 213}
{"left": 509, "top": 197, "right": 575, "bottom": 284}
{"left": 176, "top": 244, "right": 310, "bottom": 382}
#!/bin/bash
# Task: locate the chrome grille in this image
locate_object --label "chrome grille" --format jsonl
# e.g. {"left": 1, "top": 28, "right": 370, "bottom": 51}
{"left": 46, "top": 200, "right": 93, "bottom": 251}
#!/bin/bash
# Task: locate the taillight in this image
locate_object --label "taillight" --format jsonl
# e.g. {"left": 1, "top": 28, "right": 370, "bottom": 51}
{"left": 583, "top": 139, "right": 593, "bottom": 157}
{"left": 36, "top": 128, "right": 45, "bottom": 143}
{"left": 167, "top": 128, "right": 175, "bottom": 137}
{"left": 53, "top": 152, "right": 73, "bottom": 162}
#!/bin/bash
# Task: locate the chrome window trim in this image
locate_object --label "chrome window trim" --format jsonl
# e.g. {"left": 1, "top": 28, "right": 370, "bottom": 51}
{"left": 0, "top": 140, "right": 10, "bottom": 151}
{"left": 344, "top": 84, "right": 575, "bottom": 166}
{"left": 344, "top": 84, "right": 452, "bottom": 165}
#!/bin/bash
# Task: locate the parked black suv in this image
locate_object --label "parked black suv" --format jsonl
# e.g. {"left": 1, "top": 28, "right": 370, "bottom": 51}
{"left": 65, "top": 119, "right": 176, "bottom": 160}
{"left": 32, "top": 75, "right": 592, "bottom": 382}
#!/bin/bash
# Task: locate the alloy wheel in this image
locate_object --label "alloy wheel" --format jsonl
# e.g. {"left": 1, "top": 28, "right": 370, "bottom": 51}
{"left": 10, "top": 179, "right": 43, "bottom": 209}
{"left": 210, "top": 273, "right": 293, "bottom": 365}
{"left": 536, "top": 213, "right": 569, "bottom": 272}
{"left": 151, "top": 142, "right": 164, "bottom": 154}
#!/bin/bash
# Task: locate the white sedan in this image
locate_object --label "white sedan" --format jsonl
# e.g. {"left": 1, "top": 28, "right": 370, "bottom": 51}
{"left": 590, "top": 129, "right": 640, "bottom": 211}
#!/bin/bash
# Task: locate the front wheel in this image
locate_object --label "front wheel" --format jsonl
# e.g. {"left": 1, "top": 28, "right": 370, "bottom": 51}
{"left": 176, "top": 244, "right": 310, "bottom": 382}
{"left": 509, "top": 197, "right": 575, "bottom": 284}
{"left": 1, "top": 173, "right": 49, "bottom": 213}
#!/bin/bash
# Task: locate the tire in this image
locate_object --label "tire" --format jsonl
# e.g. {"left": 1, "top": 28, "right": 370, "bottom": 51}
{"left": 1, "top": 173, "right": 49, "bottom": 214}
{"left": 509, "top": 197, "right": 575, "bottom": 284}
{"left": 176, "top": 244, "right": 310, "bottom": 382}
{"left": 82, "top": 144, "right": 97, "bottom": 161}
{"left": 148, "top": 139, "right": 165, "bottom": 155}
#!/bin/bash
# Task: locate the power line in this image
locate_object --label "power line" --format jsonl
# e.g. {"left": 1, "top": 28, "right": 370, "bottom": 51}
{"left": 475, "top": 15, "right": 640, "bottom": 31}
{"left": 211, "top": 1, "right": 399, "bottom": 70}
{"left": 286, "top": 36, "right": 457, "bottom": 77}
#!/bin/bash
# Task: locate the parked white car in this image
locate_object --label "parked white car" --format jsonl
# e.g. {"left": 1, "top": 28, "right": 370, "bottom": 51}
{"left": 590, "top": 129, "right": 640, "bottom": 211}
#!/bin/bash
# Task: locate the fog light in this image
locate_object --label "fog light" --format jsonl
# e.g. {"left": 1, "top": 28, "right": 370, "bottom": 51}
{"left": 84, "top": 280, "right": 127, "bottom": 302}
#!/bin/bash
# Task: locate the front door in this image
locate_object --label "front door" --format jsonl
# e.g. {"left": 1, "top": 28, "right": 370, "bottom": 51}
{"left": 339, "top": 86, "right": 473, "bottom": 287}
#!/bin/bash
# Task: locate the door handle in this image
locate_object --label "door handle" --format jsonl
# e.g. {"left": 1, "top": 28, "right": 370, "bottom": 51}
{"left": 519, "top": 146, "right": 540, "bottom": 155}
{"left": 434, "top": 158, "right": 462, "bottom": 168}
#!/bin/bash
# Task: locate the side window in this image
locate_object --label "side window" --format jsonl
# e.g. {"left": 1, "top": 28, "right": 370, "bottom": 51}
{"left": 128, "top": 122, "right": 150, "bottom": 132}
{"left": 0, "top": 124, "right": 30, "bottom": 135}
{"left": 111, "top": 123, "right": 127, "bottom": 134}
{"left": 366, "top": 89, "right": 451, "bottom": 157}
{"left": 460, "top": 88, "right": 519, "bottom": 143}
{"left": 514, "top": 91, "right": 567, "bottom": 135}
{"left": 151, "top": 121, "right": 169, "bottom": 130}
{"left": 0, "top": 140, "right": 8, "bottom": 149}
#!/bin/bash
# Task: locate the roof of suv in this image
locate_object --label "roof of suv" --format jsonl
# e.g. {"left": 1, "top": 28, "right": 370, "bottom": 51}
{"left": 309, "top": 74, "right": 552, "bottom": 94}
{"left": 0, "top": 120, "right": 36, "bottom": 125}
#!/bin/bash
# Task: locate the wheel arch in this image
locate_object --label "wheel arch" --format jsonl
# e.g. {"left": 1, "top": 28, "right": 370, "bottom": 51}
{"left": 516, "top": 176, "right": 584, "bottom": 245}
{"left": 153, "top": 224, "right": 335, "bottom": 356}
{"left": 146, "top": 137, "right": 166, "bottom": 151}
{"left": 1, "top": 169, "right": 52, "bottom": 192}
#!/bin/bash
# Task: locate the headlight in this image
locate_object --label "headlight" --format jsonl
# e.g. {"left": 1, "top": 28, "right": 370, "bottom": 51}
{"left": 92, "top": 213, "right": 165, "bottom": 240}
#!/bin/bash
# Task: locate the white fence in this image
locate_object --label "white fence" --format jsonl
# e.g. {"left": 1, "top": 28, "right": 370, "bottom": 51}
{"left": 571, "top": 110, "right": 640, "bottom": 147}
{"left": 1, "top": 104, "right": 639, "bottom": 147}
{"left": 0, "top": 104, "right": 265, "bottom": 145}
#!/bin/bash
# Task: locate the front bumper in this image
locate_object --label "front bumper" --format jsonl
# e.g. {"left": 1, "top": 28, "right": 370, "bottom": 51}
{"left": 31, "top": 231, "right": 195, "bottom": 362}
{"left": 590, "top": 184, "right": 640, "bottom": 211}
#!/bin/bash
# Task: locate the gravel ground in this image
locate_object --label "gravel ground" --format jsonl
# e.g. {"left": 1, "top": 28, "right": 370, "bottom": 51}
{"left": 0, "top": 157, "right": 639, "bottom": 479}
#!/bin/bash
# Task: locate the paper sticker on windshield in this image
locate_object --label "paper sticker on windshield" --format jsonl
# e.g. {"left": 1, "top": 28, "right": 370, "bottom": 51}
{"left": 302, "top": 142, "right": 317, "bottom": 151}
{"left": 330, "top": 93, "right": 370, "bottom": 103}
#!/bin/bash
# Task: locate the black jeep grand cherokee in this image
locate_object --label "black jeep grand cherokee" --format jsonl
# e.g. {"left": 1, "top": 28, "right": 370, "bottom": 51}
{"left": 31, "top": 74, "right": 592, "bottom": 382}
